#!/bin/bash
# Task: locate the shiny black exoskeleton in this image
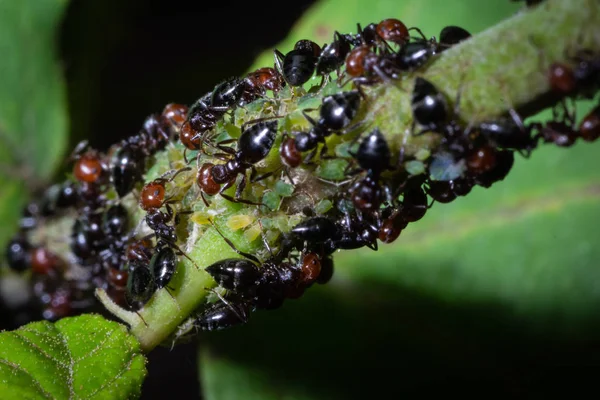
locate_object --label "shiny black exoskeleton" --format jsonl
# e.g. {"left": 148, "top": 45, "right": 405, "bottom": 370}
{"left": 210, "top": 120, "right": 278, "bottom": 200}
{"left": 472, "top": 149, "right": 514, "bottom": 188}
{"left": 5, "top": 236, "right": 31, "bottom": 272}
{"left": 111, "top": 113, "right": 173, "bottom": 198}
{"left": 145, "top": 210, "right": 177, "bottom": 244}
{"left": 111, "top": 146, "right": 145, "bottom": 198}
{"left": 427, "top": 178, "right": 474, "bottom": 204}
{"left": 125, "top": 261, "right": 155, "bottom": 309}
{"left": 395, "top": 41, "right": 438, "bottom": 71}
{"left": 102, "top": 205, "right": 129, "bottom": 237}
{"left": 329, "top": 213, "right": 379, "bottom": 252}
{"left": 295, "top": 91, "right": 361, "bottom": 153}
{"left": 349, "top": 128, "right": 392, "bottom": 211}
{"left": 205, "top": 259, "right": 262, "bottom": 291}
{"left": 70, "top": 213, "right": 104, "bottom": 261}
{"left": 411, "top": 77, "right": 450, "bottom": 133}
{"left": 316, "top": 32, "right": 352, "bottom": 77}
{"left": 439, "top": 26, "right": 472, "bottom": 49}
{"left": 290, "top": 217, "right": 339, "bottom": 244}
{"left": 274, "top": 40, "right": 321, "bottom": 86}
{"left": 195, "top": 298, "right": 252, "bottom": 331}
{"left": 150, "top": 246, "right": 178, "bottom": 289}
{"left": 477, "top": 117, "right": 537, "bottom": 154}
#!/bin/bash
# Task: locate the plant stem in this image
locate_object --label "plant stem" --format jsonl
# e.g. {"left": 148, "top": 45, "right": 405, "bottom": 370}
{"left": 89, "top": 0, "right": 599, "bottom": 352}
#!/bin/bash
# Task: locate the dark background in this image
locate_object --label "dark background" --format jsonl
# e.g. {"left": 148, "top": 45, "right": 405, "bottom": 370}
{"left": 0, "top": 0, "right": 594, "bottom": 398}
{"left": 59, "top": 0, "right": 314, "bottom": 398}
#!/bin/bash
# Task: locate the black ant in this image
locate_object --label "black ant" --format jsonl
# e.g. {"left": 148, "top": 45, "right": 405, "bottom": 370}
{"left": 196, "top": 120, "right": 278, "bottom": 206}
{"left": 111, "top": 104, "right": 185, "bottom": 198}
{"left": 293, "top": 91, "right": 362, "bottom": 160}
{"left": 348, "top": 127, "right": 393, "bottom": 211}
{"left": 274, "top": 40, "right": 322, "bottom": 87}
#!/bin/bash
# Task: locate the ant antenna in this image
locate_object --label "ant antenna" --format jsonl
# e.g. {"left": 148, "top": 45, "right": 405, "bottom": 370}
{"left": 208, "top": 219, "right": 261, "bottom": 264}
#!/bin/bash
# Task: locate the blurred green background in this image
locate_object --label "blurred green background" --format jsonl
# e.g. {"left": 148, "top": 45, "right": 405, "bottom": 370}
{"left": 1, "top": 0, "right": 599, "bottom": 398}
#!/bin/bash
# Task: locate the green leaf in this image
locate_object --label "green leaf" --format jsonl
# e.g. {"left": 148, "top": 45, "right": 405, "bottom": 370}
{"left": 0, "top": 314, "right": 147, "bottom": 399}
{"left": 0, "top": 0, "right": 69, "bottom": 247}
{"left": 200, "top": 0, "right": 600, "bottom": 399}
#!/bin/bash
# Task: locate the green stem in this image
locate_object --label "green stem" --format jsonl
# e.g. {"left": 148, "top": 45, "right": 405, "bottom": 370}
{"left": 88, "top": 0, "right": 599, "bottom": 352}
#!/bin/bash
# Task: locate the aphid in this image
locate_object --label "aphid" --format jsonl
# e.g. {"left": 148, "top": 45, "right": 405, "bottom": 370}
{"left": 274, "top": 40, "right": 322, "bottom": 87}
{"left": 5, "top": 236, "right": 32, "bottom": 272}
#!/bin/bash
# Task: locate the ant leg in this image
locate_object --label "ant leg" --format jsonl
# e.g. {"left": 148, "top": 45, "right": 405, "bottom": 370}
{"left": 301, "top": 110, "right": 318, "bottom": 127}
{"left": 168, "top": 166, "right": 192, "bottom": 182}
{"left": 221, "top": 193, "right": 266, "bottom": 207}
{"left": 135, "top": 311, "right": 149, "bottom": 327}
{"left": 208, "top": 219, "right": 261, "bottom": 264}
{"left": 283, "top": 167, "right": 295, "bottom": 186}
{"left": 252, "top": 166, "right": 280, "bottom": 183}
{"left": 200, "top": 192, "right": 211, "bottom": 207}
{"left": 207, "top": 289, "right": 249, "bottom": 324}
{"left": 241, "top": 115, "right": 284, "bottom": 132}
{"left": 235, "top": 174, "right": 247, "bottom": 199}
{"left": 256, "top": 219, "right": 274, "bottom": 257}
{"left": 169, "top": 242, "right": 201, "bottom": 270}
{"left": 164, "top": 287, "right": 181, "bottom": 310}
{"left": 408, "top": 27, "right": 428, "bottom": 41}
{"left": 67, "top": 140, "right": 90, "bottom": 162}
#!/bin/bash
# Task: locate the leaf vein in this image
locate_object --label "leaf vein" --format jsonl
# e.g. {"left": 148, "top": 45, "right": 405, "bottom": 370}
{"left": 11, "top": 332, "right": 70, "bottom": 370}
{"left": 0, "top": 357, "right": 53, "bottom": 399}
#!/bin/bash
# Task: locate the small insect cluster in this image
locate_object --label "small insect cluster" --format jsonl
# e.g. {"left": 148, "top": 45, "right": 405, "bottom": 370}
{"left": 3, "top": 7, "right": 600, "bottom": 340}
